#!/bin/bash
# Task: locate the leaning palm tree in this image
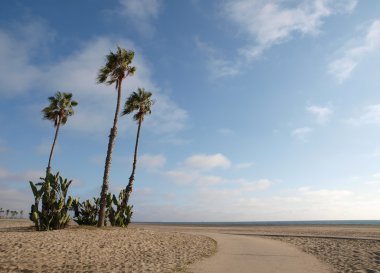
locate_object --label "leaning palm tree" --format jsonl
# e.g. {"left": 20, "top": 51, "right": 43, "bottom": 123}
{"left": 42, "top": 91, "right": 78, "bottom": 175}
{"left": 121, "top": 88, "right": 153, "bottom": 208}
{"left": 97, "top": 47, "right": 136, "bottom": 227}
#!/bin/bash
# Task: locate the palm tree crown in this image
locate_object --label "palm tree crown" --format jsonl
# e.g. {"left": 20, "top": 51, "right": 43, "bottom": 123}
{"left": 42, "top": 92, "right": 78, "bottom": 126}
{"left": 122, "top": 88, "right": 153, "bottom": 121}
{"left": 97, "top": 47, "right": 136, "bottom": 89}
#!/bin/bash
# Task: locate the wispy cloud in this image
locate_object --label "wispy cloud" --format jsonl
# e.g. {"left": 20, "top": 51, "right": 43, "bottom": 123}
{"left": 195, "top": 38, "right": 241, "bottom": 78}
{"left": 348, "top": 104, "right": 380, "bottom": 126}
{"left": 0, "top": 20, "right": 188, "bottom": 139}
{"left": 165, "top": 170, "right": 224, "bottom": 186}
{"left": 291, "top": 127, "right": 313, "bottom": 140}
{"left": 328, "top": 20, "right": 380, "bottom": 83}
{"left": 0, "top": 167, "right": 44, "bottom": 183}
{"left": 197, "top": 0, "right": 357, "bottom": 79}
{"left": 118, "top": 0, "right": 162, "bottom": 37}
{"left": 223, "top": 0, "right": 357, "bottom": 60}
{"left": 140, "top": 154, "right": 166, "bottom": 169}
{"left": 235, "top": 162, "right": 255, "bottom": 169}
{"left": 307, "top": 105, "right": 332, "bottom": 124}
{"left": 0, "top": 19, "right": 54, "bottom": 95}
{"left": 184, "top": 153, "right": 231, "bottom": 170}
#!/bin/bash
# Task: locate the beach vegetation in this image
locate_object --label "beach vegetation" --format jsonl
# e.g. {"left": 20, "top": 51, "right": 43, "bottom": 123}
{"left": 72, "top": 191, "right": 133, "bottom": 227}
{"left": 108, "top": 189, "right": 133, "bottom": 227}
{"left": 71, "top": 198, "right": 100, "bottom": 226}
{"left": 97, "top": 47, "right": 136, "bottom": 227}
{"left": 29, "top": 172, "right": 74, "bottom": 231}
{"left": 42, "top": 91, "right": 78, "bottom": 175}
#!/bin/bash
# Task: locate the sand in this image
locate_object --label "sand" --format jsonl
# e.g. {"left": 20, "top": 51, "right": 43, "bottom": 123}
{"left": 0, "top": 220, "right": 216, "bottom": 273}
{"left": 2, "top": 220, "right": 380, "bottom": 273}
{"left": 188, "top": 233, "right": 330, "bottom": 273}
{"left": 135, "top": 223, "right": 380, "bottom": 273}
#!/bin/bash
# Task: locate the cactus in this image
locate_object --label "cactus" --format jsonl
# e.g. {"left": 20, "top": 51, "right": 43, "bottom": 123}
{"left": 108, "top": 189, "right": 133, "bottom": 227}
{"left": 71, "top": 190, "right": 133, "bottom": 227}
{"left": 29, "top": 172, "right": 74, "bottom": 231}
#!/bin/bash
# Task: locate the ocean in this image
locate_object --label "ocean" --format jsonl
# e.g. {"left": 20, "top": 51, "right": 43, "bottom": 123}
{"left": 137, "top": 220, "right": 380, "bottom": 226}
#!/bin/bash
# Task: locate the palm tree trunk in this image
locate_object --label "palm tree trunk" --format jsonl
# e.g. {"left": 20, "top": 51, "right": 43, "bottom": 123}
{"left": 46, "top": 116, "right": 61, "bottom": 175}
{"left": 123, "top": 118, "right": 142, "bottom": 208}
{"left": 98, "top": 79, "right": 123, "bottom": 227}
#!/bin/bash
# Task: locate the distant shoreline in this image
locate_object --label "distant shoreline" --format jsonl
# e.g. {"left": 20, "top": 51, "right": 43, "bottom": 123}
{"left": 134, "top": 219, "right": 380, "bottom": 226}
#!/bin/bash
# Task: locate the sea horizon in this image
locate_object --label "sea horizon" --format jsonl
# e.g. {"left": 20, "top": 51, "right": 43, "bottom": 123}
{"left": 135, "top": 220, "right": 380, "bottom": 226}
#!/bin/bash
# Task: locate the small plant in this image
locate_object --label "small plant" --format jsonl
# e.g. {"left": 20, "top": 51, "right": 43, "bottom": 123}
{"left": 71, "top": 198, "right": 100, "bottom": 226}
{"left": 29, "top": 172, "right": 74, "bottom": 231}
{"left": 71, "top": 190, "right": 133, "bottom": 227}
{"left": 108, "top": 189, "right": 133, "bottom": 227}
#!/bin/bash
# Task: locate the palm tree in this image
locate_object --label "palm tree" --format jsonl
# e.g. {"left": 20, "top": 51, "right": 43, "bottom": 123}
{"left": 121, "top": 88, "right": 153, "bottom": 208}
{"left": 97, "top": 47, "right": 136, "bottom": 227}
{"left": 42, "top": 92, "right": 78, "bottom": 175}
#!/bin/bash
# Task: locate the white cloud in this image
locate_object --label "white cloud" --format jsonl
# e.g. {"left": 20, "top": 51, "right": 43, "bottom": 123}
{"left": 184, "top": 153, "right": 231, "bottom": 170}
{"left": 165, "top": 170, "right": 199, "bottom": 185}
{"left": 0, "top": 19, "right": 53, "bottom": 95}
{"left": 195, "top": 38, "right": 241, "bottom": 78}
{"left": 240, "top": 178, "right": 273, "bottom": 192}
{"left": 0, "top": 20, "right": 188, "bottom": 139}
{"left": 0, "top": 167, "right": 44, "bottom": 183}
{"left": 306, "top": 105, "right": 332, "bottom": 124}
{"left": 328, "top": 20, "right": 380, "bottom": 82}
{"left": 348, "top": 104, "right": 380, "bottom": 126}
{"left": 223, "top": 0, "right": 357, "bottom": 60}
{"left": 291, "top": 127, "right": 313, "bottom": 140}
{"left": 297, "top": 186, "right": 352, "bottom": 199}
{"left": 235, "top": 162, "right": 255, "bottom": 169}
{"left": 144, "top": 93, "right": 188, "bottom": 135}
{"left": 118, "top": 0, "right": 162, "bottom": 36}
{"left": 140, "top": 154, "right": 166, "bottom": 169}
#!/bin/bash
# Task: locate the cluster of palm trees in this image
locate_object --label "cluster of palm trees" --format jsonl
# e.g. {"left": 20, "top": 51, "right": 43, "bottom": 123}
{"left": 41, "top": 46, "right": 153, "bottom": 228}
{"left": 0, "top": 208, "right": 23, "bottom": 219}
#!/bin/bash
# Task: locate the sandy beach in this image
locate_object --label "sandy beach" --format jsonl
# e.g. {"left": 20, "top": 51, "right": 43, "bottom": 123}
{"left": 1, "top": 220, "right": 380, "bottom": 272}
{"left": 0, "top": 220, "right": 216, "bottom": 273}
{"left": 135, "top": 223, "right": 380, "bottom": 273}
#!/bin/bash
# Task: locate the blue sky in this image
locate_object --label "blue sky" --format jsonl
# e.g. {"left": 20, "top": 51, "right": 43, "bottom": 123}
{"left": 1, "top": 0, "right": 380, "bottom": 221}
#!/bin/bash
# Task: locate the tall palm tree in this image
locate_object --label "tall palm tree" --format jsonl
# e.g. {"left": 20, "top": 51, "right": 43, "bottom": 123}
{"left": 42, "top": 91, "right": 78, "bottom": 175}
{"left": 97, "top": 47, "right": 136, "bottom": 227}
{"left": 121, "top": 88, "right": 153, "bottom": 208}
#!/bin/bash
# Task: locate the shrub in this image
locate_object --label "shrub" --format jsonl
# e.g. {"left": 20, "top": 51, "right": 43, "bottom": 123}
{"left": 29, "top": 172, "right": 74, "bottom": 231}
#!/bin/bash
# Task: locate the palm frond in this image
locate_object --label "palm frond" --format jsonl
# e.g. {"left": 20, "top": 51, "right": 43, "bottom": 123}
{"left": 97, "top": 47, "right": 136, "bottom": 88}
{"left": 121, "top": 88, "right": 153, "bottom": 122}
{"left": 42, "top": 91, "right": 78, "bottom": 127}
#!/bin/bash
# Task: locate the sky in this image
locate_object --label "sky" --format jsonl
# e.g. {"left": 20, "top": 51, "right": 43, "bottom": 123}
{"left": 1, "top": 0, "right": 380, "bottom": 221}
